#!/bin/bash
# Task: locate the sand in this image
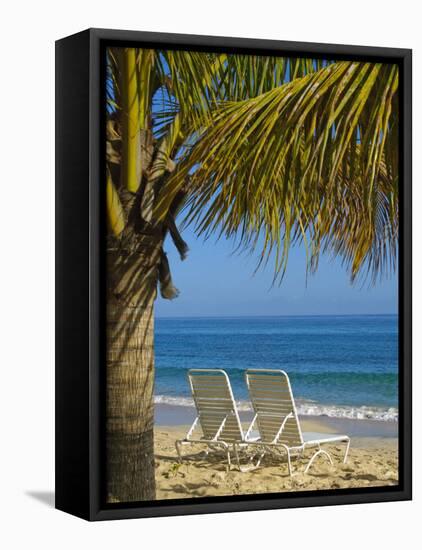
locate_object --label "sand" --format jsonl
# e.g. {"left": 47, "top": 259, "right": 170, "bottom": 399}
{"left": 154, "top": 417, "right": 398, "bottom": 500}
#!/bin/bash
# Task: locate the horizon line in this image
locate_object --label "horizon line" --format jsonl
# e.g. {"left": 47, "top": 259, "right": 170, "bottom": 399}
{"left": 155, "top": 312, "right": 398, "bottom": 320}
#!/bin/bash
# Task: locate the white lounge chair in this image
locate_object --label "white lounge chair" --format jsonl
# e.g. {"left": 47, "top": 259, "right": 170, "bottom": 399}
{"left": 175, "top": 369, "right": 260, "bottom": 471}
{"left": 244, "top": 369, "right": 350, "bottom": 476}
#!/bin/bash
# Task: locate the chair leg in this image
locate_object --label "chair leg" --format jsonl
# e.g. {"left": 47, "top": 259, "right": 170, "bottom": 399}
{"left": 343, "top": 438, "right": 351, "bottom": 463}
{"left": 304, "top": 449, "right": 333, "bottom": 474}
{"left": 233, "top": 444, "right": 266, "bottom": 472}
{"left": 233, "top": 444, "right": 241, "bottom": 471}
{"left": 175, "top": 440, "right": 184, "bottom": 464}
{"left": 286, "top": 447, "right": 292, "bottom": 476}
{"left": 223, "top": 443, "right": 231, "bottom": 472}
{"left": 253, "top": 450, "right": 266, "bottom": 469}
{"left": 210, "top": 441, "right": 231, "bottom": 472}
{"left": 274, "top": 444, "right": 296, "bottom": 477}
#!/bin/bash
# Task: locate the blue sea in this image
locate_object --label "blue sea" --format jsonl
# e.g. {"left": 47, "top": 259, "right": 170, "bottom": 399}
{"left": 154, "top": 315, "right": 398, "bottom": 422}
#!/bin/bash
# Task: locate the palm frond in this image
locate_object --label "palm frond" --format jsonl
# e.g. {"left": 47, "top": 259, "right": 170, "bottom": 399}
{"left": 106, "top": 47, "right": 398, "bottom": 284}
{"left": 155, "top": 60, "right": 398, "bottom": 282}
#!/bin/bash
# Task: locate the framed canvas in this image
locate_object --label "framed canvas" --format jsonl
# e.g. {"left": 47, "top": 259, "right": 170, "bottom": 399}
{"left": 55, "top": 28, "right": 412, "bottom": 521}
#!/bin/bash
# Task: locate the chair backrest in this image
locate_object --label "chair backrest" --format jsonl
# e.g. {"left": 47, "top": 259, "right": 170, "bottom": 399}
{"left": 188, "top": 369, "right": 244, "bottom": 443}
{"left": 245, "top": 369, "right": 303, "bottom": 446}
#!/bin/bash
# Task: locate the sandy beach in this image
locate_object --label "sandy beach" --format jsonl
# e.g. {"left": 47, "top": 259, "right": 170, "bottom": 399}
{"left": 154, "top": 405, "right": 398, "bottom": 500}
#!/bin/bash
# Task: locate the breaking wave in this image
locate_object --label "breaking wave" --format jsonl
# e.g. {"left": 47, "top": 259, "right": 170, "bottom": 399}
{"left": 154, "top": 394, "right": 398, "bottom": 422}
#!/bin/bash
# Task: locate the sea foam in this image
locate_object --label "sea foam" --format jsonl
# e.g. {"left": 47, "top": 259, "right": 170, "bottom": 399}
{"left": 154, "top": 394, "right": 398, "bottom": 422}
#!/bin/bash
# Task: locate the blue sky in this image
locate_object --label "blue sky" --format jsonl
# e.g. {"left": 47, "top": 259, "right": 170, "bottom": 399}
{"left": 155, "top": 224, "right": 398, "bottom": 318}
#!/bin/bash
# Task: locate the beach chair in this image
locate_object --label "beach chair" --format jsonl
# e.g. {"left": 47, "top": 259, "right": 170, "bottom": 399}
{"left": 175, "top": 369, "right": 261, "bottom": 471}
{"left": 244, "top": 369, "right": 350, "bottom": 476}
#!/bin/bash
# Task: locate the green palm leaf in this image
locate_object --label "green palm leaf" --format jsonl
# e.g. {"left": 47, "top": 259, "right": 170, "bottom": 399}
{"left": 106, "top": 49, "right": 398, "bottom": 284}
{"left": 155, "top": 60, "right": 398, "bottom": 282}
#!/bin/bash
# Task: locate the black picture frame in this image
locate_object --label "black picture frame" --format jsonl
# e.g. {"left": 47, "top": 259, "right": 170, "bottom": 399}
{"left": 55, "top": 28, "right": 412, "bottom": 521}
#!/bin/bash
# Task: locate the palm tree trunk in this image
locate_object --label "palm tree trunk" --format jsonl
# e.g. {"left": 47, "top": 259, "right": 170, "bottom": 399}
{"left": 106, "top": 237, "right": 161, "bottom": 502}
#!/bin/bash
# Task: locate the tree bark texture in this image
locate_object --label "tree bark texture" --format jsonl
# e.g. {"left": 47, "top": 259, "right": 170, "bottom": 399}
{"left": 106, "top": 234, "right": 161, "bottom": 502}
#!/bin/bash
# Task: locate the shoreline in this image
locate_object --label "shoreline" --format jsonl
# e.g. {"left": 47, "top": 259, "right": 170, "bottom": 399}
{"left": 155, "top": 403, "right": 398, "bottom": 441}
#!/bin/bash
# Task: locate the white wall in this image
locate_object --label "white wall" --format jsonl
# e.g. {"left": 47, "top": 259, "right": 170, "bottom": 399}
{"left": 0, "top": 1, "right": 418, "bottom": 548}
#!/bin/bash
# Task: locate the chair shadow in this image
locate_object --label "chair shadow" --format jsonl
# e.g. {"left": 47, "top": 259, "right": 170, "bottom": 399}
{"left": 25, "top": 491, "right": 55, "bottom": 508}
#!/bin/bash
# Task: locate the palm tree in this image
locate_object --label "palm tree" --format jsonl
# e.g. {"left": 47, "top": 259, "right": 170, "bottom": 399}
{"left": 105, "top": 48, "right": 398, "bottom": 502}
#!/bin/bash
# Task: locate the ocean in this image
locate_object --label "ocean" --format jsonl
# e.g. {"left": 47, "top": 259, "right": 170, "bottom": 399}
{"left": 154, "top": 315, "right": 398, "bottom": 422}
